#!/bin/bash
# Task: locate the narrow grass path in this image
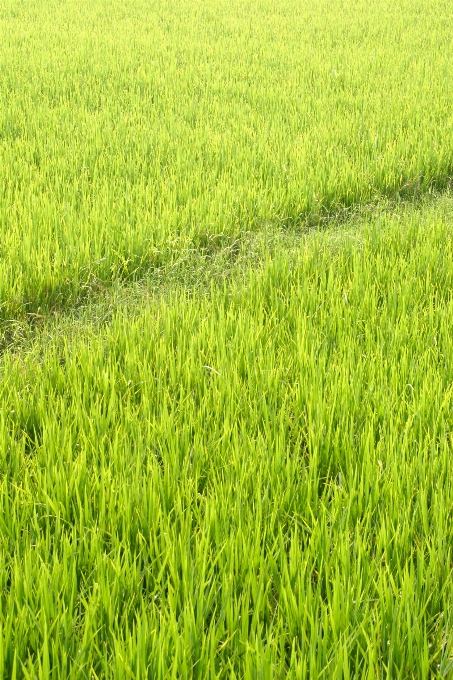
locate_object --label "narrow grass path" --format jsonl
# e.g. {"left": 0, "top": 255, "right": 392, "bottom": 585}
{"left": 3, "top": 190, "right": 453, "bottom": 355}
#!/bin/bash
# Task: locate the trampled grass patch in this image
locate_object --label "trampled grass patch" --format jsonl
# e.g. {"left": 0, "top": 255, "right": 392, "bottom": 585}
{"left": 1, "top": 202, "right": 453, "bottom": 677}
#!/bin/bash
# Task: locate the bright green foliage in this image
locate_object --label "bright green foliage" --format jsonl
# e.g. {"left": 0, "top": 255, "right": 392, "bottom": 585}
{"left": 2, "top": 0, "right": 453, "bottom": 675}
{"left": 1, "top": 203, "right": 453, "bottom": 677}
{"left": 1, "top": 0, "right": 453, "bottom": 317}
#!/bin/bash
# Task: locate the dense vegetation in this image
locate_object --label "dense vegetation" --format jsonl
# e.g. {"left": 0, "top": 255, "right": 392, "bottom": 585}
{"left": 1, "top": 0, "right": 453, "bottom": 318}
{"left": 1, "top": 0, "right": 453, "bottom": 677}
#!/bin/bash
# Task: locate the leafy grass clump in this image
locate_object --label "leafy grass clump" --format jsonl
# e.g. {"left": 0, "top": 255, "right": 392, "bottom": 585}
{"left": 1, "top": 202, "right": 453, "bottom": 677}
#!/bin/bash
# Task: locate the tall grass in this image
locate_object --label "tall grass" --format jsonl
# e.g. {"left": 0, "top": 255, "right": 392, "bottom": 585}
{"left": 1, "top": 202, "right": 453, "bottom": 677}
{"left": 1, "top": 0, "right": 453, "bottom": 317}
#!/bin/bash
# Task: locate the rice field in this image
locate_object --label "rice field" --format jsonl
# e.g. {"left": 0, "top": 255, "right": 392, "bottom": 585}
{"left": 2, "top": 201, "right": 453, "bottom": 677}
{"left": 2, "top": 0, "right": 453, "bottom": 677}
{"left": 1, "top": 0, "right": 453, "bottom": 318}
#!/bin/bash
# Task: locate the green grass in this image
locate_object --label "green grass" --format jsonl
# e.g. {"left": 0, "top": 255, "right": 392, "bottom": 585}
{"left": 2, "top": 198, "right": 453, "bottom": 677}
{"left": 1, "top": 0, "right": 453, "bottom": 318}
{"left": 3, "top": 0, "right": 453, "bottom": 676}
